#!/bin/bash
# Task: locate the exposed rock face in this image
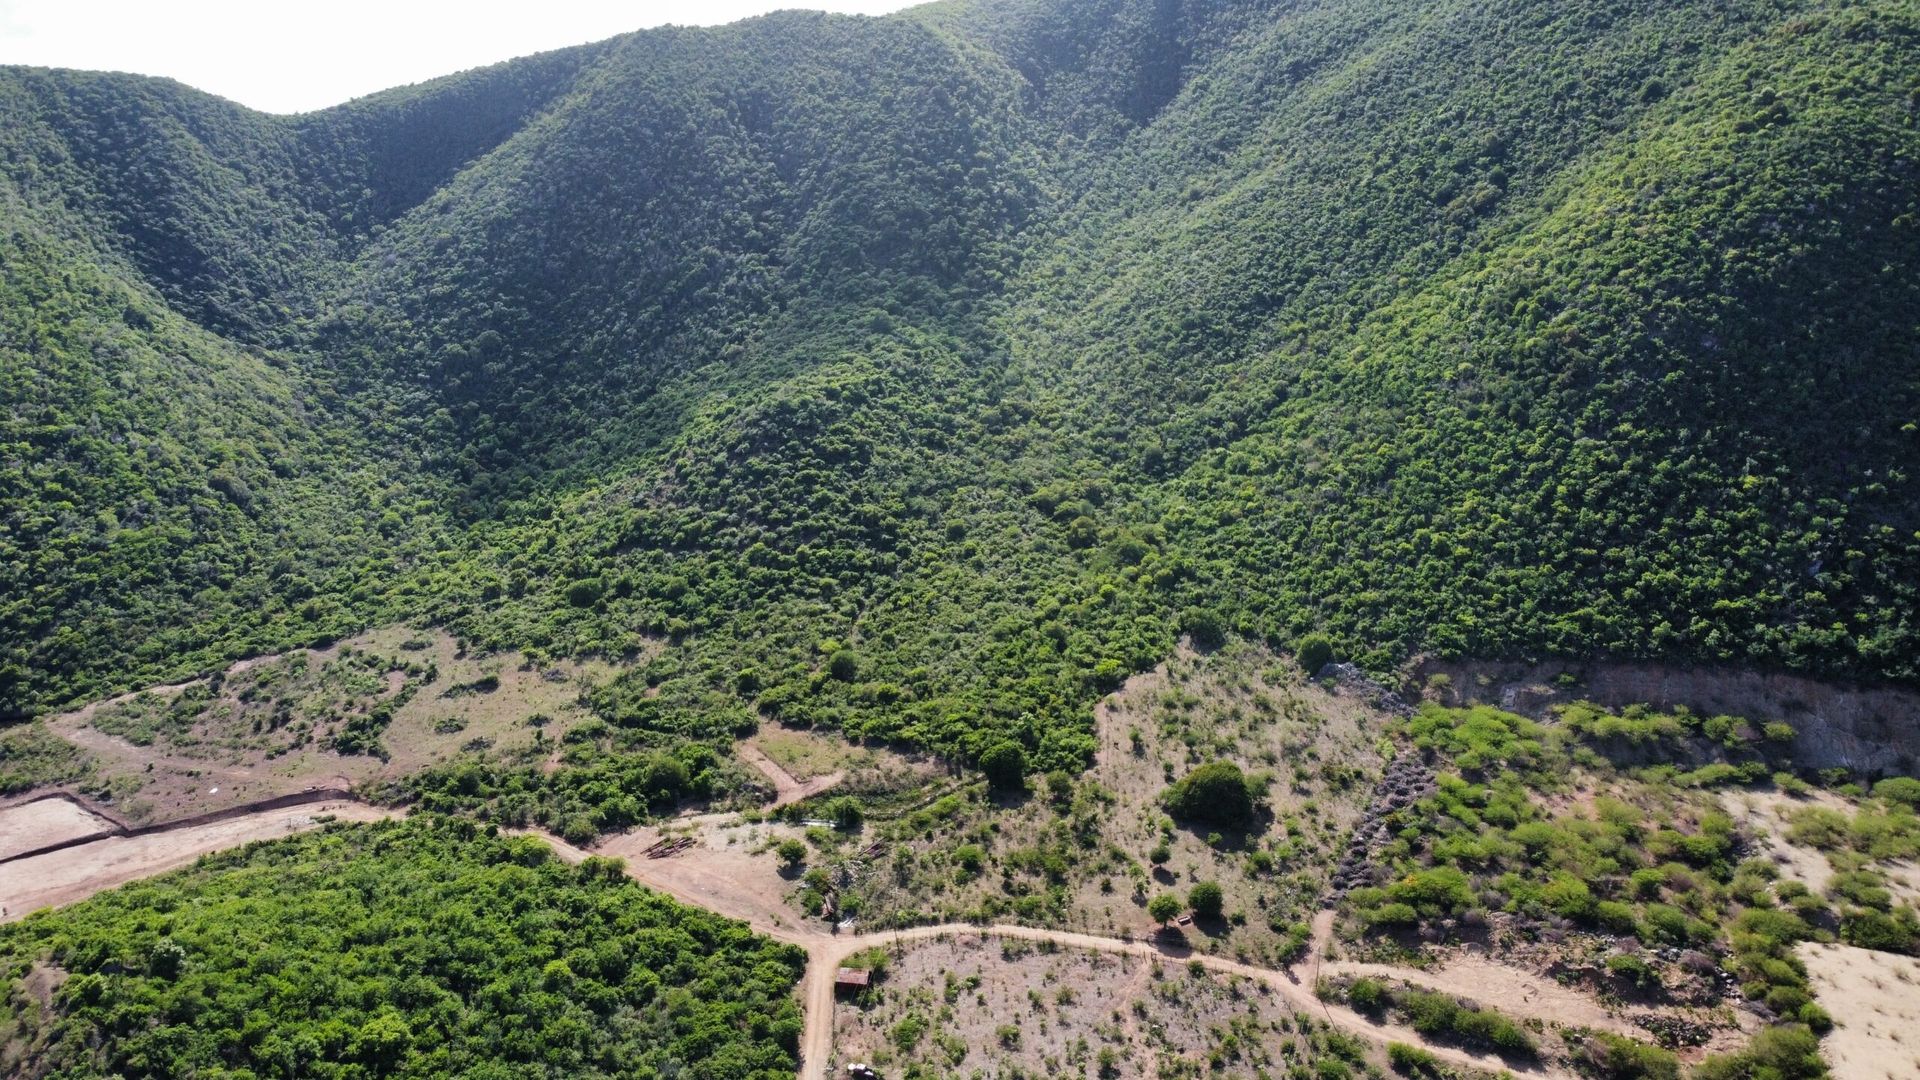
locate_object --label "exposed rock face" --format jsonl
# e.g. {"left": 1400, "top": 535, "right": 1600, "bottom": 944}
{"left": 1326, "top": 752, "right": 1436, "bottom": 901}
{"left": 1415, "top": 660, "right": 1920, "bottom": 774}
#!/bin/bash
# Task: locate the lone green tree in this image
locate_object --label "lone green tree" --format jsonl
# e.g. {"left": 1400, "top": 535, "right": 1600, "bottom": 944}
{"left": 1296, "top": 633, "right": 1335, "bottom": 674}
{"left": 980, "top": 741, "right": 1028, "bottom": 791}
{"left": 1163, "top": 761, "right": 1256, "bottom": 829}
{"left": 1188, "top": 880, "right": 1224, "bottom": 919}
{"left": 1148, "top": 892, "right": 1183, "bottom": 926}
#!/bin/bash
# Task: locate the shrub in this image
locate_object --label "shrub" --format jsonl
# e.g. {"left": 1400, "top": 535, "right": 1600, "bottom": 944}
{"left": 1873, "top": 776, "right": 1920, "bottom": 808}
{"left": 1605, "top": 952, "right": 1658, "bottom": 989}
{"left": 1841, "top": 907, "right": 1918, "bottom": 952}
{"left": 1366, "top": 902, "right": 1422, "bottom": 928}
{"left": 827, "top": 649, "right": 860, "bottom": 681}
{"left": 1582, "top": 1031, "right": 1681, "bottom": 1080}
{"left": 1296, "top": 633, "right": 1335, "bottom": 674}
{"left": 891, "top": 1013, "right": 927, "bottom": 1050}
{"left": 980, "top": 741, "right": 1028, "bottom": 790}
{"left": 1188, "top": 881, "right": 1224, "bottom": 919}
{"left": 1148, "top": 892, "right": 1183, "bottom": 925}
{"left": 1163, "top": 761, "right": 1256, "bottom": 828}
{"left": 1399, "top": 989, "right": 1534, "bottom": 1055}
{"left": 1692, "top": 1025, "right": 1825, "bottom": 1080}
{"left": 1348, "top": 977, "right": 1389, "bottom": 1013}
{"left": 1386, "top": 1042, "right": 1440, "bottom": 1075}
{"left": 1386, "top": 866, "right": 1474, "bottom": 915}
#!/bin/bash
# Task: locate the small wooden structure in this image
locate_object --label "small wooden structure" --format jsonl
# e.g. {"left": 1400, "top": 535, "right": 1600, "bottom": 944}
{"left": 833, "top": 968, "right": 871, "bottom": 995}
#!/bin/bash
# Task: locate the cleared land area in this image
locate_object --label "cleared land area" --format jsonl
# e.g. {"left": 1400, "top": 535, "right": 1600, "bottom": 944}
{"left": 0, "top": 797, "right": 116, "bottom": 860}
{"left": 1801, "top": 943, "right": 1920, "bottom": 1080}
{"left": 0, "top": 801, "right": 392, "bottom": 922}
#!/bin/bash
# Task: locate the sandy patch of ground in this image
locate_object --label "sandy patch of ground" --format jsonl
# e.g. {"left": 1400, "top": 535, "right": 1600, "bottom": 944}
{"left": 1720, "top": 788, "right": 1853, "bottom": 892}
{"left": 594, "top": 814, "right": 824, "bottom": 941}
{"left": 750, "top": 728, "right": 875, "bottom": 783}
{"left": 0, "top": 798, "right": 116, "bottom": 860}
{"left": 0, "top": 801, "right": 393, "bottom": 922}
{"left": 1802, "top": 942, "right": 1920, "bottom": 1080}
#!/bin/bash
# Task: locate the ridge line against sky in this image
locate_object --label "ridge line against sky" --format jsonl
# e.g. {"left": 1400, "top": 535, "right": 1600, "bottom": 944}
{"left": 0, "top": 0, "right": 917, "bottom": 114}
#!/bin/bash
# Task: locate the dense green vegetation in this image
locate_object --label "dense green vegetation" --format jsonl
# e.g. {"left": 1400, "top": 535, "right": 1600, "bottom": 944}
{"left": 0, "top": 817, "right": 806, "bottom": 1079}
{"left": 3, "top": 0, "right": 1918, "bottom": 780}
{"left": 1333, "top": 978, "right": 1537, "bottom": 1058}
{"left": 1338, "top": 702, "right": 1920, "bottom": 1074}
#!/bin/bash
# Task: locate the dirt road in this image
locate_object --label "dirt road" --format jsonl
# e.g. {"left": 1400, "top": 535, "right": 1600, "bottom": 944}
{"left": 794, "top": 924, "right": 1572, "bottom": 1080}
{"left": 14, "top": 798, "right": 1585, "bottom": 1080}
{"left": 0, "top": 802, "right": 393, "bottom": 922}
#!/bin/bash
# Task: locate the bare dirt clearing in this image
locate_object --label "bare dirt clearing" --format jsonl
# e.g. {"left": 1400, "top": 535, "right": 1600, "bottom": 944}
{"left": 0, "top": 797, "right": 116, "bottom": 860}
{"left": 1328, "top": 954, "right": 1639, "bottom": 1038}
{"left": 0, "top": 801, "right": 392, "bottom": 921}
{"left": 750, "top": 727, "right": 878, "bottom": 783}
{"left": 1801, "top": 942, "right": 1920, "bottom": 1080}
{"left": 595, "top": 814, "right": 820, "bottom": 940}
{"left": 38, "top": 625, "right": 620, "bottom": 823}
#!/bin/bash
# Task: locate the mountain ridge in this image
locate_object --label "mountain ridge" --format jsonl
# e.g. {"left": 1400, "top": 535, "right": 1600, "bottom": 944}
{"left": 2, "top": 0, "right": 1915, "bottom": 774}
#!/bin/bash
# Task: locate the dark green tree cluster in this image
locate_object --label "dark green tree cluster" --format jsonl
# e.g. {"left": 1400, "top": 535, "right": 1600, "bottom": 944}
{"left": 0, "top": 817, "right": 806, "bottom": 1079}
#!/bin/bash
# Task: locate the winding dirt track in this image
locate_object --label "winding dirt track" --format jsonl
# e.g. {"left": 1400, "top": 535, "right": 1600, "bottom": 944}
{"left": 532, "top": 829, "right": 1572, "bottom": 1080}
{"left": 10, "top": 799, "right": 1578, "bottom": 1080}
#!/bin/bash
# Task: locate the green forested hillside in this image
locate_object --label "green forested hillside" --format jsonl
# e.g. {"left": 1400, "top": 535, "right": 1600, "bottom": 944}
{"left": 1, "top": 0, "right": 1915, "bottom": 778}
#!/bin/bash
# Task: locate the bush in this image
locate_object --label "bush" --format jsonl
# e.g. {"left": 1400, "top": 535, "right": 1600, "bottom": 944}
{"left": 1606, "top": 952, "right": 1658, "bottom": 989}
{"left": 1874, "top": 776, "right": 1920, "bottom": 809}
{"left": 1582, "top": 1032, "right": 1681, "bottom": 1080}
{"left": 1693, "top": 1025, "right": 1825, "bottom": 1080}
{"left": 1348, "top": 977, "right": 1389, "bottom": 1013}
{"left": 1296, "top": 633, "right": 1335, "bottom": 674}
{"left": 1841, "top": 907, "right": 1918, "bottom": 952}
{"left": 1386, "top": 1042, "right": 1440, "bottom": 1075}
{"left": 953, "top": 843, "right": 985, "bottom": 875}
{"left": 1148, "top": 892, "right": 1183, "bottom": 925}
{"left": 1366, "top": 902, "right": 1422, "bottom": 928}
{"left": 827, "top": 649, "right": 860, "bottom": 681}
{"left": 980, "top": 741, "right": 1028, "bottom": 790}
{"left": 1188, "top": 881, "right": 1224, "bottom": 919}
{"left": 1163, "top": 761, "right": 1256, "bottom": 828}
{"left": 1386, "top": 866, "right": 1474, "bottom": 915}
{"left": 1399, "top": 989, "right": 1535, "bottom": 1056}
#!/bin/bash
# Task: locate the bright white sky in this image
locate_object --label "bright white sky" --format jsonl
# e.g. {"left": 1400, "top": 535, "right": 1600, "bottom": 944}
{"left": 0, "top": 0, "right": 916, "bottom": 114}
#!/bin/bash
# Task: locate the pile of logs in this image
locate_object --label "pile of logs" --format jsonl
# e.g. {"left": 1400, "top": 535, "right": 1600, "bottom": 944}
{"left": 644, "top": 836, "right": 697, "bottom": 859}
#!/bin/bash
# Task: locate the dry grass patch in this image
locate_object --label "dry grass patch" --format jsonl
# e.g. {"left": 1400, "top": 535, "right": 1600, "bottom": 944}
{"left": 834, "top": 934, "right": 1371, "bottom": 1079}
{"left": 36, "top": 625, "right": 628, "bottom": 822}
